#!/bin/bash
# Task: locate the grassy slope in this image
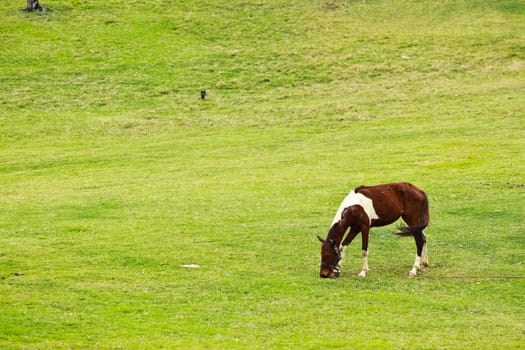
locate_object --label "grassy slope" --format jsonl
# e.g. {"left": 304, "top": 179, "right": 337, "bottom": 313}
{"left": 1, "top": 0, "right": 524, "bottom": 348}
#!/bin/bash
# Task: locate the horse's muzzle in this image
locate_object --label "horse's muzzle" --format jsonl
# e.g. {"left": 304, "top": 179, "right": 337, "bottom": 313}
{"left": 320, "top": 270, "right": 340, "bottom": 278}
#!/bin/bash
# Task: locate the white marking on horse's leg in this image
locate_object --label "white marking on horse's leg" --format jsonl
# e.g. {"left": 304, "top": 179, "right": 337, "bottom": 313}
{"left": 362, "top": 250, "right": 369, "bottom": 271}
{"left": 358, "top": 250, "right": 368, "bottom": 278}
{"left": 340, "top": 245, "right": 347, "bottom": 257}
{"left": 409, "top": 255, "right": 421, "bottom": 278}
{"left": 336, "top": 245, "right": 347, "bottom": 270}
{"left": 422, "top": 243, "right": 429, "bottom": 267}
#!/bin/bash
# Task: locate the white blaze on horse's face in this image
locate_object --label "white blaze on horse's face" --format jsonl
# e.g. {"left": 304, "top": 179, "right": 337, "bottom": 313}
{"left": 332, "top": 190, "right": 379, "bottom": 226}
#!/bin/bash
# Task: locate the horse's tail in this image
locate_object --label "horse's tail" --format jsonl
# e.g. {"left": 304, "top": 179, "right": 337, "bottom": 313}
{"left": 396, "top": 190, "right": 429, "bottom": 237}
{"left": 396, "top": 224, "right": 425, "bottom": 237}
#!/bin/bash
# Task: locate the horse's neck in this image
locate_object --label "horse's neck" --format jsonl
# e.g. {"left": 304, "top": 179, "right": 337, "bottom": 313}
{"left": 329, "top": 223, "right": 345, "bottom": 245}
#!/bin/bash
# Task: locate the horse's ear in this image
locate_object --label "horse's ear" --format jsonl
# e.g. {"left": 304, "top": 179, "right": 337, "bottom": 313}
{"left": 317, "top": 236, "right": 325, "bottom": 243}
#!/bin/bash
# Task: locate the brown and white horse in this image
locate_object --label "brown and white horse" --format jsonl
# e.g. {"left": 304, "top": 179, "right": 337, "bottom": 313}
{"left": 318, "top": 182, "right": 429, "bottom": 278}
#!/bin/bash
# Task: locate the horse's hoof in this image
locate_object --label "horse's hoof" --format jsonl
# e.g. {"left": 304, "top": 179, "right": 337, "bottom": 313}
{"left": 408, "top": 272, "right": 417, "bottom": 278}
{"left": 358, "top": 271, "right": 367, "bottom": 278}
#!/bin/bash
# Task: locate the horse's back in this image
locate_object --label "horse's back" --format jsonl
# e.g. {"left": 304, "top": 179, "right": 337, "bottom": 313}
{"left": 356, "top": 182, "right": 425, "bottom": 201}
{"left": 354, "top": 182, "right": 428, "bottom": 225}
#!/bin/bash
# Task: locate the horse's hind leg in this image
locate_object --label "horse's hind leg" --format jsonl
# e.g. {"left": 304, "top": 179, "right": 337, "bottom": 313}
{"left": 421, "top": 232, "right": 429, "bottom": 268}
{"left": 409, "top": 231, "right": 426, "bottom": 278}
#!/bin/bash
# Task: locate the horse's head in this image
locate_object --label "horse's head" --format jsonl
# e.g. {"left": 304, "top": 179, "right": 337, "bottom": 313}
{"left": 317, "top": 236, "right": 341, "bottom": 278}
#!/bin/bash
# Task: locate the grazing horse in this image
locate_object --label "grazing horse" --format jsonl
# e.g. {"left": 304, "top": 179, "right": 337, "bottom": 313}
{"left": 318, "top": 182, "right": 429, "bottom": 278}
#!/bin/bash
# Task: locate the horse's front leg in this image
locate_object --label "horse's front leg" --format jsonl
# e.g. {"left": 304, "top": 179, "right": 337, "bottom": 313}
{"left": 358, "top": 227, "right": 370, "bottom": 278}
{"left": 338, "top": 229, "right": 359, "bottom": 272}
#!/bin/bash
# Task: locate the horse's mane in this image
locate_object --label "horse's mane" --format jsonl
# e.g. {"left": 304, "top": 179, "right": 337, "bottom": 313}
{"left": 327, "top": 223, "right": 338, "bottom": 241}
{"left": 327, "top": 225, "right": 335, "bottom": 239}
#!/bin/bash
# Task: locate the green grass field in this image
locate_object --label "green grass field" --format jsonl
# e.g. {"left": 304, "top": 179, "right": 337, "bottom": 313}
{"left": 1, "top": 0, "right": 524, "bottom": 348}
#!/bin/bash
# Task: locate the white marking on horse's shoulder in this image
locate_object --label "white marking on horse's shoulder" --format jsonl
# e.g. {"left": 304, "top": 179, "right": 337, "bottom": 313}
{"left": 332, "top": 190, "right": 379, "bottom": 225}
{"left": 356, "top": 192, "right": 379, "bottom": 225}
